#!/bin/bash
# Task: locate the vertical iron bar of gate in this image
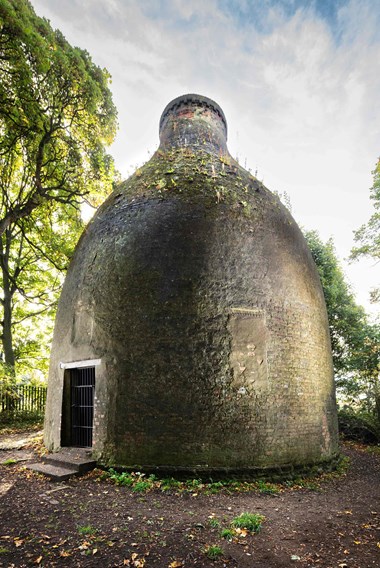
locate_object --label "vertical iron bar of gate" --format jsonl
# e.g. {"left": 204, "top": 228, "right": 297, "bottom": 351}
{"left": 70, "top": 367, "right": 95, "bottom": 447}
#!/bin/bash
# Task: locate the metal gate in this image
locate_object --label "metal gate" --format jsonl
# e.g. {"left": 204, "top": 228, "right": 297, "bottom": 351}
{"left": 71, "top": 367, "right": 95, "bottom": 447}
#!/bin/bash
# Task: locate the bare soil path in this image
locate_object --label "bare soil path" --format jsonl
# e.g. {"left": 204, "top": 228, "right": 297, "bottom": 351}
{"left": 0, "top": 431, "right": 379, "bottom": 568}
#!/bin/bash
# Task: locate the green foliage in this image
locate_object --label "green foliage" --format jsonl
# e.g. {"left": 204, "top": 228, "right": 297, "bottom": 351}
{"left": 208, "top": 518, "right": 221, "bottom": 528}
{"left": 305, "top": 230, "right": 380, "bottom": 426}
{"left": 107, "top": 469, "right": 134, "bottom": 486}
{"left": 1, "top": 458, "right": 17, "bottom": 465}
{"left": 285, "top": 478, "right": 320, "bottom": 491}
{"left": 185, "top": 478, "right": 203, "bottom": 490}
{"left": 204, "top": 545, "right": 223, "bottom": 560}
{"left": 338, "top": 408, "right": 380, "bottom": 444}
{"left": 220, "top": 528, "right": 234, "bottom": 540}
{"left": 255, "top": 480, "right": 280, "bottom": 494}
{"left": 160, "top": 477, "right": 183, "bottom": 491}
{"left": 102, "top": 469, "right": 156, "bottom": 493}
{"left": 341, "top": 323, "right": 380, "bottom": 423}
{"left": 132, "top": 480, "right": 153, "bottom": 493}
{"left": 0, "top": 547, "right": 9, "bottom": 554}
{"left": 0, "top": 0, "right": 117, "bottom": 377}
{"left": 204, "top": 481, "right": 225, "bottom": 494}
{"left": 351, "top": 159, "right": 380, "bottom": 301}
{"left": 77, "top": 525, "right": 98, "bottom": 536}
{"left": 230, "top": 512, "right": 265, "bottom": 533}
{"left": 0, "top": 410, "right": 43, "bottom": 426}
{"left": 101, "top": 469, "right": 346, "bottom": 494}
{"left": 0, "top": 363, "right": 15, "bottom": 388}
{"left": 304, "top": 230, "right": 367, "bottom": 375}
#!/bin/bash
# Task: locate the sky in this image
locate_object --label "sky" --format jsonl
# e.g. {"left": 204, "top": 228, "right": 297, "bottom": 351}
{"left": 31, "top": 0, "right": 380, "bottom": 316}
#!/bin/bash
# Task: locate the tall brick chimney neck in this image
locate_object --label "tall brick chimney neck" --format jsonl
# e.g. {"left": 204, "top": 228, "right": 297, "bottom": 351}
{"left": 159, "top": 94, "right": 228, "bottom": 150}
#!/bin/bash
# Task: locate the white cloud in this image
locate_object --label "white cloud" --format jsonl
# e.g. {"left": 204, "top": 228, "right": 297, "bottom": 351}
{"left": 31, "top": 0, "right": 380, "bottom": 313}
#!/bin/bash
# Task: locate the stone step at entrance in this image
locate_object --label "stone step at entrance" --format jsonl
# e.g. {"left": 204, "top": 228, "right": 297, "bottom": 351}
{"left": 27, "top": 447, "right": 97, "bottom": 482}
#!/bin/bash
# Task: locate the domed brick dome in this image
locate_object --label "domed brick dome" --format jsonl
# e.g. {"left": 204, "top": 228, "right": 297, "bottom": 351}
{"left": 44, "top": 94, "right": 339, "bottom": 477}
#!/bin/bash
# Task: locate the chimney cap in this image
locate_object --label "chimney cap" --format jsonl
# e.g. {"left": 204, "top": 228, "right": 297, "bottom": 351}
{"left": 159, "top": 94, "right": 227, "bottom": 136}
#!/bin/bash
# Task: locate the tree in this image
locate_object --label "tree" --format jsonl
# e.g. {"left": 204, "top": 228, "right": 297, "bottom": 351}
{"left": 0, "top": 0, "right": 117, "bottom": 376}
{"left": 304, "top": 230, "right": 367, "bottom": 375}
{"left": 351, "top": 158, "right": 380, "bottom": 303}
{"left": 0, "top": 0, "right": 117, "bottom": 234}
{"left": 305, "top": 230, "right": 380, "bottom": 428}
{"left": 347, "top": 322, "right": 380, "bottom": 424}
{"left": 0, "top": 203, "right": 81, "bottom": 378}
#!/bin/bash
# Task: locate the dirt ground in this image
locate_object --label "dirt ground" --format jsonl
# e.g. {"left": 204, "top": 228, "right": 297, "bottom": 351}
{"left": 0, "top": 432, "right": 379, "bottom": 568}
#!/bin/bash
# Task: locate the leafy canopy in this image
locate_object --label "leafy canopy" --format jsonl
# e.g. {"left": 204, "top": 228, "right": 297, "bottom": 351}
{"left": 305, "top": 230, "right": 379, "bottom": 424}
{"left": 304, "top": 230, "right": 367, "bottom": 375}
{"left": 0, "top": 0, "right": 117, "bottom": 378}
{"left": 351, "top": 159, "right": 380, "bottom": 302}
{"left": 0, "top": 0, "right": 117, "bottom": 235}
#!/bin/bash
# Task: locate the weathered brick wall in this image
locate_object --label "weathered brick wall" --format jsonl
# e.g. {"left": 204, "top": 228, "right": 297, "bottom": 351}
{"left": 45, "top": 95, "right": 339, "bottom": 476}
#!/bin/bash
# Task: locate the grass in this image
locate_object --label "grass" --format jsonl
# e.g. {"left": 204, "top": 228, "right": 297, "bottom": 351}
{"left": 1, "top": 458, "right": 18, "bottom": 466}
{"left": 285, "top": 478, "right": 320, "bottom": 491}
{"left": 77, "top": 525, "right": 98, "bottom": 536}
{"left": 132, "top": 480, "right": 153, "bottom": 493}
{"left": 231, "top": 513, "right": 265, "bottom": 533}
{"left": 100, "top": 467, "right": 347, "bottom": 495}
{"left": 160, "top": 477, "right": 183, "bottom": 491}
{"left": 0, "top": 547, "right": 9, "bottom": 554}
{"left": 255, "top": 480, "right": 280, "bottom": 494}
{"left": 220, "top": 528, "right": 234, "bottom": 541}
{"left": 185, "top": 478, "right": 203, "bottom": 490}
{"left": 365, "top": 445, "right": 380, "bottom": 455}
{"left": 103, "top": 470, "right": 157, "bottom": 493}
{"left": 101, "top": 469, "right": 281, "bottom": 495}
{"left": 208, "top": 518, "right": 221, "bottom": 528}
{"left": 205, "top": 544, "right": 223, "bottom": 560}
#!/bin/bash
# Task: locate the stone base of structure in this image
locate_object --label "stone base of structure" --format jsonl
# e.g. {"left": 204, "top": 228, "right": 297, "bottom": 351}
{"left": 96, "top": 451, "right": 342, "bottom": 482}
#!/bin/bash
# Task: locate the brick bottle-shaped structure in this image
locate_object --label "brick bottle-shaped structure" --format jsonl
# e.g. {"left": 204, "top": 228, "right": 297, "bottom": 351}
{"left": 44, "top": 94, "right": 339, "bottom": 477}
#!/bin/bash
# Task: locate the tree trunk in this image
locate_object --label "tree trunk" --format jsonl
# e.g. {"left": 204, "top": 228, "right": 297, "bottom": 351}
{"left": 0, "top": 232, "right": 16, "bottom": 376}
{"left": 2, "top": 283, "right": 15, "bottom": 373}
{"left": 375, "top": 374, "right": 380, "bottom": 426}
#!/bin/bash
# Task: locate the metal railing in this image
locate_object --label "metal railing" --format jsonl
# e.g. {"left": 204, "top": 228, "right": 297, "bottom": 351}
{"left": 0, "top": 384, "right": 47, "bottom": 417}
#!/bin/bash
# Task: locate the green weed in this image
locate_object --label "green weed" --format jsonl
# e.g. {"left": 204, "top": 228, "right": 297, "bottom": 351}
{"left": 231, "top": 512, "right": 265, "bottom": 533}
{"left": 132, "top": 480, "right": 153, "bottom": 493}
{"left": 220, "top": 528, "right": 234, "bottom": 541}
{"left": 255, "top": 480, "right": 280, "bottom": 494}
{"left": 2, "top": 458, "right": 17, "bottom": 465}
{"left": 185, "top": 478, "right": 203, "bottom": 490}
{"left": 205, "top": 544, "right": 223, "bottom": 560}
{"left": 77, "top": 525, "right": 97, "bottom": 536}
{"left": 0, "top": 547, "right": 9, "bottom": 554}
{"left": 365, "top": 445, "right": 380, "bottom": 455}
{"left": 160, "top": 477, "right": 182, "bottom": 491}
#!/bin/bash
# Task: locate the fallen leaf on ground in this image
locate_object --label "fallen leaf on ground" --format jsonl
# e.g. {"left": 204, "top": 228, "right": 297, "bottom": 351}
{"left": 234, "top": 528, "right": 248, "bottom": 537}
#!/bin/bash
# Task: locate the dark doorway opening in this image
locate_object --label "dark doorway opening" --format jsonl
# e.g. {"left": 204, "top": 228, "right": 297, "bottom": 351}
{"left": 62, "top": 367, "right": 95, "bottom": 448}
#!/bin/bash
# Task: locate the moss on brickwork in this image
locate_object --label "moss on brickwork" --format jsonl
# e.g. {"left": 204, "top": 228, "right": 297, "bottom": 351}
{"left": 45, "top": 95, "right": 339, "bottom": 476}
